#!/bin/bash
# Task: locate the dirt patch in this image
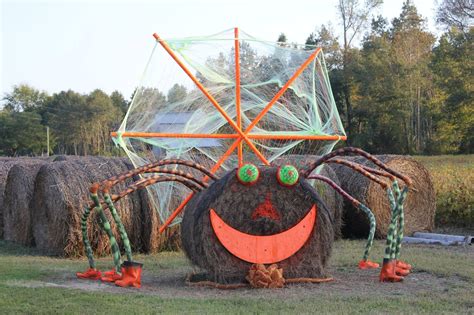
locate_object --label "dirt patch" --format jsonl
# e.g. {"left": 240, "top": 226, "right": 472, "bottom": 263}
{"left": 7, "top": 265, "right": 469, "bottom": 300}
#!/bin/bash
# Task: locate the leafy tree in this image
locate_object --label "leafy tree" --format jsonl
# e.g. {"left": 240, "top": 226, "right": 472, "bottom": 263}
{"left": 110, "top": 90, "right": 129, "bottom": 114}
{"left": 430, "top": 28, "right": 474, "bottom": 153}
{"left": 305, "top": 24, "right": 342, "bottom": 70}
{"left": 2, "top": 84, "right": 49, "bottom": 112}
{"left": 167, "top": 84, "right": 188, "bottom": 104}
{"left": 0, "top": 110, "right": 47, "bottom": 156}
{"left": 389, "top": 0, "right": 436, "bottom": 153}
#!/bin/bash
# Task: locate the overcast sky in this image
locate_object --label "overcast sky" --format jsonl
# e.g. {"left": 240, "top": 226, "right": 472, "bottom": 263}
{"left": 1, "top": 0, "right": 439, "bottom": 99}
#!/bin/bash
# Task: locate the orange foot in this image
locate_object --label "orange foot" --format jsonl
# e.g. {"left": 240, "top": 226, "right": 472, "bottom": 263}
{"left": 101, "top": 270, "right": 122, "bottom": 283}
{"left": 115, "top": 261, "right": 142, "bottom": 288}
{"left": 76, "top": 268, "right": 101, "bottom": 280}
{"left": 379, "top": 260, "right": 403, "bottom": 282}
{"left": 395, "top": 266, "right": 410, "bottom": 276}
{"left": 358, "top": 259, "right": 380, "bottom": 269}
{"left": 396, "top": 260, "right": 412, "bottom": 270}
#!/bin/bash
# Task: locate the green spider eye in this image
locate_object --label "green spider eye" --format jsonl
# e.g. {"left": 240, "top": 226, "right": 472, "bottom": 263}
{"left": 237, "top": 163, "right": 259, "bottom": 185}
{"left": 277, "top": 165, "right": 299, "bottom": 187}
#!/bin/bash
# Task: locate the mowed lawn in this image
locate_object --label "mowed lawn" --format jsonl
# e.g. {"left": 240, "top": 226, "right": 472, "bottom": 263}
{"left": 0, "top": 239, "right": 472, "bottom": 314}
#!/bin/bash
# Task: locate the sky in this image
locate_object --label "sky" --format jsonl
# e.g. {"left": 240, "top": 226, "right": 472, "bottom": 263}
{"left": 1, "top": 0, "right": 439, "bottom": 100}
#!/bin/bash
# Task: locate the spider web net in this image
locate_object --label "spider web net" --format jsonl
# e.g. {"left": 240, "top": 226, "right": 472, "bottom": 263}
{"left": 114, "top": 29, "right": 345, "bottom": 225}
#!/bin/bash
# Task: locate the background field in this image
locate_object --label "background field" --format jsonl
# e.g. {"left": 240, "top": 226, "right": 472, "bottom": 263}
{"left": 415, "top": 155, "right": 474, "bottom": 229}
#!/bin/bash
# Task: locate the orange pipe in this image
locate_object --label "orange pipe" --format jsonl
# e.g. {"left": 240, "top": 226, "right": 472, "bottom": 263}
{"left": 110, "top": 132, "right": 237, "bottom": 139}
{"left": 111, "top": 131, "right": 346, "bottom": 141}
{"left": 153, "top": 33, "right": 269, "bottom": 166}
{"left": 250, "top": 134, "right": 346, "bottom": 140}
{"left": 234, "top": 27, "right": 243, "bottom": 167}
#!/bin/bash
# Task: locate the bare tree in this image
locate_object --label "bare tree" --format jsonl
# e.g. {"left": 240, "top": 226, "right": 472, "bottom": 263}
{"left": 436, "top": 0, "right": 474, "bottom": 33}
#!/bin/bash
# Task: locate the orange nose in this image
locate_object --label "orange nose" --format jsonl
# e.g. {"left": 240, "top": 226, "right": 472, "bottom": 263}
{"left": 251, "top": 193, "right": 281, "bottom": 221}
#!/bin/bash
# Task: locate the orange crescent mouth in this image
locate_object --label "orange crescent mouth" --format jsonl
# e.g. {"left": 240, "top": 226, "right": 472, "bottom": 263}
{"left": 210, "top": 205, "right": 317, "bottom": 264}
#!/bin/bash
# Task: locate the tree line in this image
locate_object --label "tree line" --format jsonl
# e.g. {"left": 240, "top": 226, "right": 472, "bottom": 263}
{"left": 0, "top": 0, "right": 472, "bottom": 156}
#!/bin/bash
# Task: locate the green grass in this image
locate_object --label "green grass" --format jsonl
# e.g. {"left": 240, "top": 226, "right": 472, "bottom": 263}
{"left": 414, "top": 155, "right": 474, "bottom": 228}
{"left": 0, "top": 240, "right": 472, "bottom": 314}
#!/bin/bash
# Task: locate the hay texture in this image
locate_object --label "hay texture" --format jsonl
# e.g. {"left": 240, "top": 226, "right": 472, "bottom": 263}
{"left": 31, "top": 157, "right": 144, "bottom": 256}
{"left": 181, "top": 167, "right": 334, "bottom": 284}
{"left": 3, "top": 161, "right": 48, "bottom": 245}
{"left": 330, "top": 155, "right": 435, "bottom": 238}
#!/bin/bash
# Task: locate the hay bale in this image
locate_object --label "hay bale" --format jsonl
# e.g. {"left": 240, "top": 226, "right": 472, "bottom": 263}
{"left": 31, "top": 157, "right": 144, "bottom": 256}
{"left": 0, "top": 157, "right": 49, "bottom": 239}
{"left": 3, "top": 161, "right": 48, "bottom": 245}
{"left": 181, "top": 167, "right": 334, "bottom": 283}
{"left": 0, "top": 158, "right": 14, "bottom": 239}
{"left": 329, "top": 155, "right": 435, "bottom": 238}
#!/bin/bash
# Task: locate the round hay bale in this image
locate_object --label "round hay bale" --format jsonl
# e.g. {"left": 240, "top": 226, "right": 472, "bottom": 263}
{"left": 0, "top": 158, "right": 15, "bottom": 239}
{"left": 0, "top": 157, "right": 48, "bottom": 239}
{"left": 31, "top": 156, "right": 143, "bottom": 256}
{"left": 181, "top": 167, "right": 334, "bottom": 284}
{"left": 3, "top": 161, "right": 48, "bottom": 245}
{"left": 329, "top": 155, "right": 435, "bottom": 238}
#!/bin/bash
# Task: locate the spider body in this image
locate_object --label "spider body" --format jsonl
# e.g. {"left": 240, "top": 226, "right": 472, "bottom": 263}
{"left": 181, "top": 167, "right": 334, "bottom": 283}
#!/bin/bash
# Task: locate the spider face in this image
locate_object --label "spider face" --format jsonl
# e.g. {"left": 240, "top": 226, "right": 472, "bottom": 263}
{"left": 181, "top": 164, "right": 335, "bottom": 281}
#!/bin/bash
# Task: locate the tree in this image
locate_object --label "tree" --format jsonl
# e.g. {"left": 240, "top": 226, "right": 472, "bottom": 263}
{"left": 44, "top": 90, "right": 88, "bottom": 155}
{"left": 436, "top": 0, "right": 474, "bottom": 33}
{"left": 430, "top": 27, "right": 474, "bottom": 153}
{"left": 305, "top": 24, "right": 342, "bottom": 70}
{"left": 389, "top": 1, "right": 436, "bottom": 153}
{"left": 2, "top": 84, "right": 49, "bottom": 112}
{"left": 337, "top": 0, "right": 383, "bottom": 141}
{"left": 167, "top": 84, "right": 188, "bottom": 104}
{"left": 0, "top": 110, "right": 47, "bottom": 156}
{"left": 110, "top": 90, "right": 129, "bottom": 114}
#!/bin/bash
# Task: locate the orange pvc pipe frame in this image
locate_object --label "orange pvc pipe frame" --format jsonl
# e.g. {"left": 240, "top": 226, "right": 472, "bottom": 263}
{"left": 141, "top": 35, "right": 335, "bottom": 233}
{"left": 235, "top": 27, "right": 243, "bottom": 167}
{"left": 153, "top": 33, "right": 269, "bottom": 166}
{"left": 110, "top": 131, "right": 346, "bottom": 141}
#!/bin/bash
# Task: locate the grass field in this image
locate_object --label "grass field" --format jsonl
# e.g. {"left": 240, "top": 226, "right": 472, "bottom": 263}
{"left": 0, "top": 239, "right": 472, "bottom": 314}
{"left": 415, "top": 155, "right": 474, "bottom": 228}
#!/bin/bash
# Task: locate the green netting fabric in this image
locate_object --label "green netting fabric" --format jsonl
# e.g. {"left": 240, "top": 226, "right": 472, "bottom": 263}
{"left": 114, "top": 28, "right": 345, "bottom": 225}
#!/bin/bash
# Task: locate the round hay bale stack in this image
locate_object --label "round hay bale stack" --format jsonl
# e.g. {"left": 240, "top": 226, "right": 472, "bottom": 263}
{"left": 181, "top": 167, "right": 334, "bottom": 284}
{"left": 329, "top": 155, "right": 435, "bottom": 238}
{"left": 3, "top": 161, "right": 48, "bottom": 245}
{"left": 31, "top": 157, "right": 143, "bottom": 256}
{"left": 273, "top": 155, "right": 343, "bottom": 238}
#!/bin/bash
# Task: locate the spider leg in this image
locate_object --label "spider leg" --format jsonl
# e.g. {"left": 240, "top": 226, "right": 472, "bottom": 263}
{"left": 302, "top": 147, "right": 412, "bottom": 187}
{"left": 102, "top": 159, "right": 218, "bottom": 190}
{"left": 78, "top": 173, "right": 203, "bottom": 281}
{"left": 307, "top": 174, "right": 378, "bottom": 269}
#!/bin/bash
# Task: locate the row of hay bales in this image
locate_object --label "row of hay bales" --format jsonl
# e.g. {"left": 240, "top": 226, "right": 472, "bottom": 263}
{"left": 0, "top": 156, "right": 177, "bottom": 257}
{"left": 0, "top": 154, "right": 435, "bottom": 257}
